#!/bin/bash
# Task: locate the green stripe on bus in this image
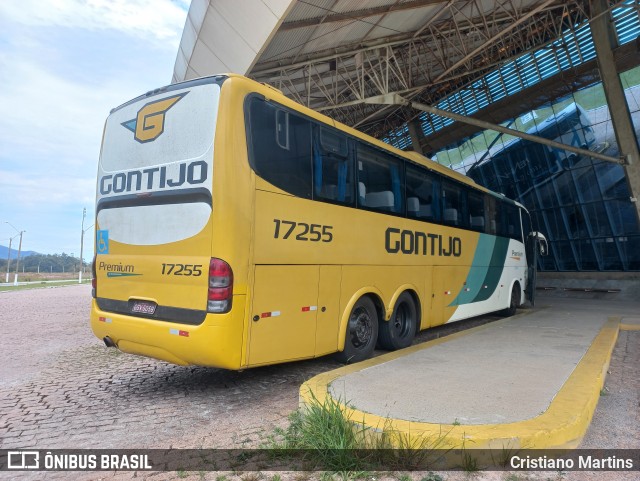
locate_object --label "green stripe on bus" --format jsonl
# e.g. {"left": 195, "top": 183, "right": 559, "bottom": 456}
{"left": 449, "top": 234, "right": 495, "bottom": 306}
{"left": 472, "top": 236, "right": 510, "bottom": 303}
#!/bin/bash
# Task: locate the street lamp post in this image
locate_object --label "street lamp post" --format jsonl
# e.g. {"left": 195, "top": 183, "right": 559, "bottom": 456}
{"left": 79, "top": 208, "right": 94, "bottom": 284}
{"left": 5, "top": 222, "right": 25, "bottom": 286}
{"left": 5, "top": 235, "right": 13, "bottom": 283}
{"left": 13, "top": 231, "right": 24, "bottom": 286}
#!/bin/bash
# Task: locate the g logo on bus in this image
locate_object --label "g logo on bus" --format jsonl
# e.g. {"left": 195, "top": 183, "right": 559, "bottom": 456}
{"left": 121, "top": 92, "right": 187, "bottom": 143}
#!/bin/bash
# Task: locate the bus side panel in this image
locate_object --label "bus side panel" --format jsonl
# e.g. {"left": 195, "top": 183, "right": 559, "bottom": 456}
{"left": 339, "top": 265, "right": 427, "bottom": 323}
{"left": 432, "top": 265, "right": 470, "bottom": 327}
{"left": 247, "top": 265, "right": 319, "bottom": 366}
{"left": 445, "top": 238, "right": 527, "bottom": 322}
{"left": 315, "top": 265, "right": 342, "bottom": 356}
{"left": 419, "top": 265, "right": 433, "bottom": 330}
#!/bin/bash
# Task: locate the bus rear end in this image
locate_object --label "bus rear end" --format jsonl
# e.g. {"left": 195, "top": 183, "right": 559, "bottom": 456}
{"left": 90, "top": 77, "right": 244, "bottom": 369}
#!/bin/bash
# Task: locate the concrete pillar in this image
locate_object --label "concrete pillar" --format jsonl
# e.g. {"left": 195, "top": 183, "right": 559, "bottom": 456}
{"left": 590, "top": 0, "right": 640, "bottom": 222}
{"left": 407, "top": 119, "right": 425, "bottom": 155}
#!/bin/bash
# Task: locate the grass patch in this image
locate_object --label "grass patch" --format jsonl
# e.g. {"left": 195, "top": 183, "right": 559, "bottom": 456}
{"left": 264, "top": 390, "right": 453, "bottom": 473}
{"left": 0, "top": 279, "right": 92, "bottom": 292}
{"left": 461, "top": 449, "right": 479, "bottom": 472}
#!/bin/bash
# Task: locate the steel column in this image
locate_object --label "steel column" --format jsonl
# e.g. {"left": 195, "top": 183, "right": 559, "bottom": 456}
{"left": 590, "top": 0, "right": 640, "bottom": 222}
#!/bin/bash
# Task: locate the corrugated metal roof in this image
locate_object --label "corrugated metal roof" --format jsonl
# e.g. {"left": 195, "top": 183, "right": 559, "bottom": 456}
{"left": 284, "top": 0, "right": 333, "bottom": 22}
{"left": 173, "top": 0, "right": 627, "bottom": 151}
{"left": 301, "top": 18, "right": 384, "bottom": 55}
{"left": 259, "top": 27, "right": 314, "bottom": 64}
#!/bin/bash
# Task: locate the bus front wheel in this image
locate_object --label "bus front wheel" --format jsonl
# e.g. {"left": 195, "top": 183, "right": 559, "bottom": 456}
{"left": 378, "top": 292, "right": 417, "bottom": 351}
{"left": 335, "top": 297, "right": 379, "bottom": 364}
{"left": 501, "top": 283, "right": 521, "bottom": 317}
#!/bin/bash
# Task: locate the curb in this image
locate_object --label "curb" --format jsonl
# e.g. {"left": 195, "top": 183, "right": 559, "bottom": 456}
{"left": 620, "top": 323, "right": 640, "bottom": 331}
{"left": 300, "top": 313, "right": 622, "bottom": 450}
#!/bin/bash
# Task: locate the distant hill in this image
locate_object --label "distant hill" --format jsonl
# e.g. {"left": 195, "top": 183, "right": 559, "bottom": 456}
{"left": 0, "top": 245, "right": 38, "bottom": 259}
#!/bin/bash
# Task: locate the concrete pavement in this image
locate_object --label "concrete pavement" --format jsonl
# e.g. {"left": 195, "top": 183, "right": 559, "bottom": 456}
{"left": 301, "top": 296, "right": 640, "bottom": 449}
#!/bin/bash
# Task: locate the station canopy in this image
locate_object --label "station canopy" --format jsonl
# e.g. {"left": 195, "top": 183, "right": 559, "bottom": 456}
{"left": 173, "top": 0, "right": 640, "bottom": 153}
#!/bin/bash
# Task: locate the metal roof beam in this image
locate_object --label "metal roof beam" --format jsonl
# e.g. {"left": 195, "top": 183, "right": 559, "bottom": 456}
{"left": 280, "top": 0, "right": 445, "bottom": 31}
{"left": 367, "top": 93, "right": 626, "bottom": 164}
{"left": 259, "top": 4, "right": 581, "bottom": 115}
{"left": 252, "top": 2, "right": 569, "bottom": 76}
{"left": 433, "top": 0, "right": 556, "bottom": 83}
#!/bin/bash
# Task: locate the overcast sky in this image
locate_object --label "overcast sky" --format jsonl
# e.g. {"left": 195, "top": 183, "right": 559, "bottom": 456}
{"left": 0, "top": 0, "right": 189, "bottom": 260}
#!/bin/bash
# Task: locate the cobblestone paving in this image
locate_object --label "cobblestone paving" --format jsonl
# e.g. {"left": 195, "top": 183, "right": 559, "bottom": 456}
{"left": 565, "top": 328, "right": 640, "bottom": 481}
{"left": 1, "top": 286, "right": 637, "bottom": 481}
{"left": 0, "top": 285, "right": 502, "bottom": 452}
{"left": 0, "top": 286, "right": 338, "bottom": 451}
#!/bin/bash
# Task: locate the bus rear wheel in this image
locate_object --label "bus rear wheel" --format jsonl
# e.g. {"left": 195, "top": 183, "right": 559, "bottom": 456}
{"left": 378, "top": 292, "right": 417, "bottom": 351}
{"left": 335, "top": 297, "right": 378, "bottom": 364}
{"left": 501, "top": 283, "right": 521, "bottom": 317}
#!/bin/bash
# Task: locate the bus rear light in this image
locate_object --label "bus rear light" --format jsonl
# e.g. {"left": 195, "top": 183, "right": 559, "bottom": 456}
{"left": 209, "top": 258, "right": 232, "bottom": 287}
{"left": 91, "top": 255, "right": 97, "bottom": 298}
{"left": 207, "top": 258, "right": 233, "bottom": 313}
{"left": 208, "top": 287, "right": 232, "bottom": 300}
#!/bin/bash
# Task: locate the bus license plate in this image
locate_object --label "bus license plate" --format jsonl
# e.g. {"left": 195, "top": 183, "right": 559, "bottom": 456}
{"left": 131, "top": 301, "right": 157, "bottom": 315}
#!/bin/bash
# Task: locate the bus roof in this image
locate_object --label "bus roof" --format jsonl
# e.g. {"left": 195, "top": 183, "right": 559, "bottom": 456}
{"left": 116, "top": 73, "right": 520, "bottom": 207}
{"left": 225, "top": 74, "right": 496, "bottom": 192}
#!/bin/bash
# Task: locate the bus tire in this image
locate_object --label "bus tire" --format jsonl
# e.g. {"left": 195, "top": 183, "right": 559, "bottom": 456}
{"left": 501, "top": 283, "right": 521, "bottom": 317}
{"left": 378, "top": 292, "right": 417, "bottom": 351}
{"left": 335, "top": 297, "right": 379, "bottom": 364}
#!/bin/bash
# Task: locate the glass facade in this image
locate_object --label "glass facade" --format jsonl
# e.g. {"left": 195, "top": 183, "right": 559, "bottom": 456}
{"left": 433, "top": 74, "right": 640, "bottom": 271}
{"left": 378, "top": 2, "right": 640, "bottom": 271}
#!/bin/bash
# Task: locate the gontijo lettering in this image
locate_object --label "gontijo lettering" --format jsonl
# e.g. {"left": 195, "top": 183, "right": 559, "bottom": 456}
{"left": 99, "top": 160, "right": 207, "bottom": 195}
{"left": 385, "top": 227, "right": 462, "bottom": 257}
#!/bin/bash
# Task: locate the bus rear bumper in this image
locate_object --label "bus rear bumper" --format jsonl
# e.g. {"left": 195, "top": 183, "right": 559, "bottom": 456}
{"left": 90, "top": 297, "right": 246, "bottom": 369}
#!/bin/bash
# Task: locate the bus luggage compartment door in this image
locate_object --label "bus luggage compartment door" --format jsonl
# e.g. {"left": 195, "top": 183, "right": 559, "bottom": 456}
{"left": 248, "top": 265, "right": 319, "bottom": 366}
{"left": 432, "top": 265, "right": 470, "bottom": 326}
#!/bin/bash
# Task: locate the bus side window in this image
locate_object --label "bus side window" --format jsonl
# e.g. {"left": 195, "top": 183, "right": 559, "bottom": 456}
{"left": 406, "top": 163, "right": 436, "bottom": 221}
{"left": 247, "top": 98, "right": 312, "bottom": 198}
{"left": 468, "top": 190, "right": 485, "bottom": 232}
{"left": 442, "top": 181, "right": 468, "bottom": 228}
{"left": 356, "top": 142, "right": 404, "bottom": 214}
{"left": 498, "top": 202, "right": 521, "bottom": 241}
{"left": 312, "top": 126, "right": 354, "bottom": 204}
{"left": 485, "top": 196, "right": 498, "bottom": 235}
{"left": 275, "top": 110, "right": 289, "bottom": 150}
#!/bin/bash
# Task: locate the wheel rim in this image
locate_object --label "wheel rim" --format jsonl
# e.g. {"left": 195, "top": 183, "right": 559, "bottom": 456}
{"left": 349, "top": 306, "right": 373, "bottom": 349}
{"left": 392, "top": 302, "right": 411, "bottom": 338}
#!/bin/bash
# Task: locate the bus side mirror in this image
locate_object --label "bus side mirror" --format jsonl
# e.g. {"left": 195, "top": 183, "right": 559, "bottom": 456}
{"left": 529, "top": 231, "right": 549, "bottom": 257}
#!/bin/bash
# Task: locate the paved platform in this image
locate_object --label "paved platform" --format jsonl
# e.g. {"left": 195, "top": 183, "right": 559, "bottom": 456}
{"left": 301, "top": 296, "right": 640, "bottom": 449}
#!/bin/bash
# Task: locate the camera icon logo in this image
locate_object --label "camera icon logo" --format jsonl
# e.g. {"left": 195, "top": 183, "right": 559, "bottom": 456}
{"left": 7, "top": 451, "right": 39, "bottom": 469}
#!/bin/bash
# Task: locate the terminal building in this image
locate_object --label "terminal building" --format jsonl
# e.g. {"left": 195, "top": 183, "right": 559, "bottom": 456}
{"left": 173, "top": 0, "right": 640, "bottom": 276}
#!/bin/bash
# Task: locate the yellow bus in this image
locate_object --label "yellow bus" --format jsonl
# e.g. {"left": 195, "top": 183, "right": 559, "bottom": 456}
{"left": 91, "top": 74, "right": 547, "bottom": 369}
